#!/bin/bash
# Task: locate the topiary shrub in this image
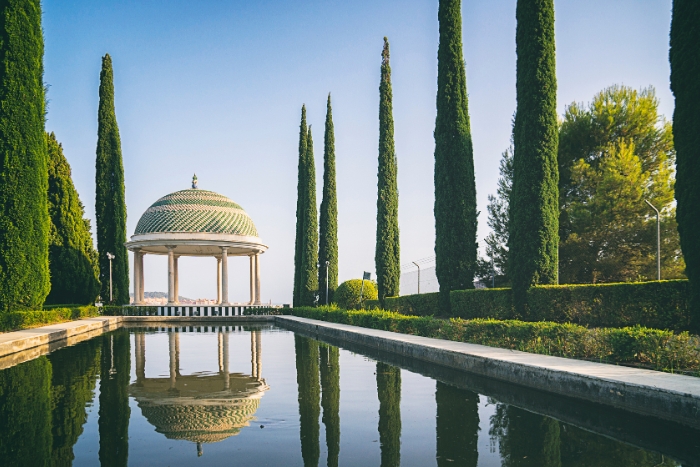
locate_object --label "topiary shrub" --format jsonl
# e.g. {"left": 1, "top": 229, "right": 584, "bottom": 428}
{"left": 334, "top": 279, "right": 378, "bottom": 310}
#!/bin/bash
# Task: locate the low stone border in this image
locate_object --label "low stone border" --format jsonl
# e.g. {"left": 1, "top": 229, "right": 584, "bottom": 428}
{"left": 276, "top": 315, "right": 700, "bottom": 429}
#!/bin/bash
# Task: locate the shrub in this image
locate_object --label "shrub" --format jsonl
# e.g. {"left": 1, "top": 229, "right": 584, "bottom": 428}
{"left": 449, "top": 288, "right": 514, "bottom": 319}
{"left": 0, "top": 306, "right": 101, "bottom": 332}
{"left": 334, "top": 279, "right": 378, "bottom": 310}
{"left": 383, "top": 293, "right": 440, "bottom": 316}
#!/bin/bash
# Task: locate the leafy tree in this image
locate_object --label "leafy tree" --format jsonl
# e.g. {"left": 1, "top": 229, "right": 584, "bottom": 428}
{"left": 294, "top": 105, "right": 308, "bottom": 306}
{"left": 319, "top": 344, "right": 340, "bottom": 467}
{"left": 295, "top": 335, "right": 320, "bottom": 467}
{"left": 670, "top": 0, "right": 700, "bottom": 331}
{"left": 95, "top": 54, "right": 129, "bottom": 305}
{"left": 46, "top": 133, "right": 100, "bottom": 305}
{"left": 299, "top": 126, "right": 319, "bottom": 306}
{"left": 376, "top": 362, "right": 401, "bottom": 467}
{"left": 509, "top": 0, "right": 559, "bottom": 314}
{"left": 558, "top": 86, "right": 683, "bottom": 283}
{"left": 0, "top": 0, "right": 50, "bottom": 312}
{"left": 434, "top": 0, "right": 478, "bottom": 313}
{"left": 319, "top": 95, "right": 339, "bottom": 306}
{"left": 376, "top": 37, "right": 401, "bottom": 303}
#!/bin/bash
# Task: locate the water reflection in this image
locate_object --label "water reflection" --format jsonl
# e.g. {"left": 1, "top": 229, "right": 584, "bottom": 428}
{"left": 377, "top": 361, "right": 401, "bottom": 467}
{"left": 99, "top": 329, "right": 130, "bottom": 467}
{"left": 130, "top": 329, "right": 268, "bottom": 457}
{"left": 319, "top": 345, "right": 340, "bottom": 467}
{"left": 435, "top": 382, "right": 479, "bottom": 467}
{"left": 295, "top": 335, "right": 321, "bottom": 467}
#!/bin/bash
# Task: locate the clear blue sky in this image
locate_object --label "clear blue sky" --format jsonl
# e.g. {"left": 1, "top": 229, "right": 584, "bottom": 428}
{"left": 43, "top": 0, "right": 674, "bottom": 304}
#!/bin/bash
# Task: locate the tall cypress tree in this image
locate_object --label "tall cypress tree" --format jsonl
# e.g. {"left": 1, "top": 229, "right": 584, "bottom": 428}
{"left": 319, "top": 95, "right": 339, "bottom": 305}
{"left": 670, "top": 0, "right": 700, "bottom": 331}
{"left": 0, "top": 0, "right": 50, "bottom": 312}
{"left": 46, "top": 132, "right": 101, "bottom": 305}
{"left": 293, "top": 105, "right": 308, "bottom": 306}
{"left": 509, "top": 0, "right": 559, "bottom": 315}
{"left": 376, "top": 38, "right": 401, "bottom": 303}
{"left": 434, "top": 0, "right": 478, "bottom": 312}
{"left": 95, "top": 54, "right": 129, "bottom": 305}
{"left": 300, "top": 126, "right": 319, "bottom": 306}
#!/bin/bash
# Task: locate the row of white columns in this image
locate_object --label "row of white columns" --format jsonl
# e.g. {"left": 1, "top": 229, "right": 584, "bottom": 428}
{"left": 132, "top": 247, "right": 262, "bottom": 306}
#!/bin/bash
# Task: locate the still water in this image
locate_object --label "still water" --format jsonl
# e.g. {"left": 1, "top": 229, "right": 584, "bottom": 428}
{"left": 0, "top": 324, "right": 698, "bottom": 466}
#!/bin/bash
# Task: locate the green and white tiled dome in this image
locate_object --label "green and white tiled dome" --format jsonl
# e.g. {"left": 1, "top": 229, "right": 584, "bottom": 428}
{"left": 134, "top": 189, "right": 259, "bottom": 237}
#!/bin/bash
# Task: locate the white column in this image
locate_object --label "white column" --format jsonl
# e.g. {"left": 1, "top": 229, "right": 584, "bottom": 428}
{"left": 174, "top": 255, "right": 180, "bottom": 304}
{"left": 254, "top": 253, "right": 262, "bottom": 305}
{"left": 169, "top": 331, "right": 177, "bottom": 389}
{"left": 222, "top": 332, "right": 230, "bottom": 390}
{"left": 139, "top": 252, "right": 145, "bottom": 303}
{"left": 135, "top": 333, "right": 145, "bottom": 384}
{"left": 133, "top": 249, "right": 141, "bottom": 305}
{"left": 251, "top": 331, "right": 258, "bottom": 379}
{"left": 249, "top": 255, "right": 255, "bottom": 305}
{"left": 255, "top": 330, "right": 262, "bottom": 380}
{"left": 217, "top": 257, "right": 222, "bottom": 304}
{"left": 167, "top": 247, "right": 175, "bottom": 305}
{"left": 221, "top": 247, "right": 229, "bottom": 305}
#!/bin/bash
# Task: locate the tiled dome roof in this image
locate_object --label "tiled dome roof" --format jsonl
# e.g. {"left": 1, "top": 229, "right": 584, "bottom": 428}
{"left": 134, "top": 189, "right": 258, "bottom": 237}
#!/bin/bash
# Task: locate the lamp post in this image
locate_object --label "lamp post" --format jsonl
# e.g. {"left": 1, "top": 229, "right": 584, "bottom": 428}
{"left": 106, "top": 252, "right": 115, "bottom": 302}
{"left": 412, "top": 261, "right": 421, "bottom": 294}
{"left": 325, "top": 260, "right": 330, "bottom": 306}
{"left": 644, "top": 200, "right": 661, "bottom": 281}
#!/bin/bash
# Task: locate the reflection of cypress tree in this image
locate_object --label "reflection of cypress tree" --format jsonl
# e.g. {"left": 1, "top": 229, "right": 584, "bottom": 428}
{"left": 491, "top": 405, "right": 561, "bottom": 467}
{"left": 0, "top": 357, "right": 52, "bottom": 466}
{"left": 295, "top": 335, "right": 320, "bottom": 467}
{"left": 435, "top": 382, "right": 479, "bottom": 467}
{"left": 49, "top": 338, "right": 100, "bottom": 466}
{"left": 99, "top": 329, "right": 131, "bottom": 467}
{"left": 320, "top": 345, "right": 340, "bottom": 467}
{"left": 376, "top": 362, "right": 401, "bottom": 467}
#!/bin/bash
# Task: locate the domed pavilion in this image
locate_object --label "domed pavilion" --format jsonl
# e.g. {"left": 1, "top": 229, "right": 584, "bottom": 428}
{"left": 125, "top": 175, "right": 267, "bottom": 307}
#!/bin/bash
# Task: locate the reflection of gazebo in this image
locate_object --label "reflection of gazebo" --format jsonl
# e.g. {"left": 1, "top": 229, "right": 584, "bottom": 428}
{"left": 131, "top": 330, "right": 268, "bottom": 456}
{"left": 125, "top": 176, "right": 268, "bottom": 306}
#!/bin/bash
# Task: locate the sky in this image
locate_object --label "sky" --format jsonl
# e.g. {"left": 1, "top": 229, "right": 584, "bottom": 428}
{"left": 43, "top": 0, "right": 674, "bottom": 304}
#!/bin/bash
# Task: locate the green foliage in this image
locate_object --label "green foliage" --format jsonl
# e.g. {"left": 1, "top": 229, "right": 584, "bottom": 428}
{"left": 382, "top": 292, "right": 440, "bottom": 316}
{"left": 0, "top": 0, "right": 50, "bottom": 312}
{"left": 376, "top": 37, "right": 401, "bottom": 302}
{"left": 46, "top": 133, "right": 101, "bottom": 305}
{"left": 493, "top": 405, "right": 561, "bottom": 467}
{"left": 294, "top": 105, "right": 308, "bottom": 306}
{"left": 289, "top": 306, "right": 700, "bottom": 375}
{"left": 434, "top": 0, "right": 478, "bottom": 313}
{"left": 319, "top": 95, "right": 339, "bottom": 306}
{"left": 319, "top": 344, "right": 340, "bottom": 467}
{"left": 482, "top": 143, "right": 513, "bottom": 285}
{"left": 0, "top": 306, "right": 100, "bottom": 332}
{"left": 334, "top": 279, "right": 378, "bottom": 310}
{"left": 510, "top": 0, "right": 559, "bottom": 315}
{"left": 98, "top": 329, "right": 130, "bottom": 466}
{"left": 295, "top": 335, "right": 320, "bottom": 467}
{"left": 436, "top": 383, "right": 479, "bottom": 467}
{"left": 450, "top": 288, "right": 514, "bottom": 320}
{"left": 0, "top": 356, "right": 52, "bottom": 466}
{"left": 559, "top": 86, "right": 682, "bottom": 283}
{"left": 376, "top": 361, "right": 401, "bottom": 467}
{"left": 95, "top": 54, "right": 129, "bottom": 305}
{"left": 670, "top": 1, "right": 700, "bottom": 332}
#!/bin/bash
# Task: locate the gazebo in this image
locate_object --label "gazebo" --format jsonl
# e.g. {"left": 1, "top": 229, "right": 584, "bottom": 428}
{"left": 125, "top": 176, "right": 268, "bottom": 308}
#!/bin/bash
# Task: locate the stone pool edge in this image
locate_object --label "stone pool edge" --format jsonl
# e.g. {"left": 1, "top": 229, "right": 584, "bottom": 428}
{"left": 276, "top": 315, "right": 700, "bottom": 429}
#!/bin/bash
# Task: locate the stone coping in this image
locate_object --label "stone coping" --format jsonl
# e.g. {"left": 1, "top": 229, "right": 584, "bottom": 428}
{"left": 276, "top": 316, "right": 700, "bottom": 429}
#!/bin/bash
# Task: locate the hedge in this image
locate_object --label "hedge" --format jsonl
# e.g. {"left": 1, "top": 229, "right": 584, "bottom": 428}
{"left": 288, "top": 306, "right": 700, "bottom": 376}
{"left": 0, "top": 306, "right": 101, "bottom": 333}
{"left": 382, "top": 280, "right": 691, "bottom": 332}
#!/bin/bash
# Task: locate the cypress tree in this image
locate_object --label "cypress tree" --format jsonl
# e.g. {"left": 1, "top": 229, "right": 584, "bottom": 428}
{"left": 300, "top": 126, "right": 319, "bottom": 306}
{"left": 670, "top": 0, "right": 700, "bottom": 331}
{"left": 319, "top": 95, "right": 339, "bottom": 305}
{"left": 376, "top": 38, "right": 401, "bottom": 302}
{"left": 0, "top": 0, "right": 50, "bottom": 312}
{"left": 434, "top": 0, "right": 478, "bottom": 312}
{"left": 95, "top": 54, "right": 129, "bottom": 305}
{"left": 509, "top": 0, "right": 559, "bottom": 315}
{"left": 293, "top": 105, "right": 308, "bottom": 306}
{"left": 46, "top": 132, "right": 101, "bottom": 305}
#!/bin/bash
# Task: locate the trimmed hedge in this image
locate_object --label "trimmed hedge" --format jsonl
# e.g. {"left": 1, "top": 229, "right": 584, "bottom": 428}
{"left": 383, "top": 280, "right": 691, "bottom": 332}
{"left": 0, "top": 306, "right": 101, "bottom": 332}
{"left": 288, "top": 306, "right": 700, "bottom": 376}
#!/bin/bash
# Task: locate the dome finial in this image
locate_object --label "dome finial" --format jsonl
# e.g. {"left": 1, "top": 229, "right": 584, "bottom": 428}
{"left": 192, "top": 173, "right": 198, "bottom": 189}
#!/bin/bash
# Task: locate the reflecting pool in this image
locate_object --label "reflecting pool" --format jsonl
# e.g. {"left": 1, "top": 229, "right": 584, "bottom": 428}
{"left": 0, "top": 325, "right": 698, "bottom": 466}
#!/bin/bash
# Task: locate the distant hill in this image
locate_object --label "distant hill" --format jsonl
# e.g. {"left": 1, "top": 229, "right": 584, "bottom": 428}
{"left": 129, "top": 291, "right": 195, "bottom": 302}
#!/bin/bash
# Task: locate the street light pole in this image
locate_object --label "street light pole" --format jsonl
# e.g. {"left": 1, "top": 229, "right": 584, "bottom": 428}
{"left": 106, "top": 252, "right": 115, "bottom": 302}
{"left": 412, "top": 261, "right": 421, "bottom": 294}
{"left": 325, "top": 260, "right": 330, "bottom": 306}
{"left": 644, "top": 200, "right": 661, "bottom": 281}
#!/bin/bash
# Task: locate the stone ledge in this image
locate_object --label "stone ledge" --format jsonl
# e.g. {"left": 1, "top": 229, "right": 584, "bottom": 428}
{"left": 276, "top": 315, "right": 700, "bottom": 429}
